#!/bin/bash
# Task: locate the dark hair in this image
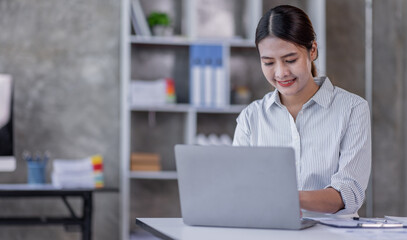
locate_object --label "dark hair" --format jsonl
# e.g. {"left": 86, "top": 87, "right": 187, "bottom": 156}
{"left": 255, "top": 5, "right": 318, "bottom": 77}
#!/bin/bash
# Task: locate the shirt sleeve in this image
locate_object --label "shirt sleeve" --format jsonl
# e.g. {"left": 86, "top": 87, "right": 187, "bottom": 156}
{"left": 328, "top": 100, "right": 372, "bottom": 214}
{"left": 232, "top": 108, "right": 251, "bottom": 146}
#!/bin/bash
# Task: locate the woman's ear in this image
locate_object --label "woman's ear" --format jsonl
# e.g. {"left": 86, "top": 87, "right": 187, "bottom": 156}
{"left": 310, "top": 41, "right": 318, "bottom": 61}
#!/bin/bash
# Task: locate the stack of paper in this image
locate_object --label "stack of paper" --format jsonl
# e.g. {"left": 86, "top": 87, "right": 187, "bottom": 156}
{"left": 131, "top": 78, "right": 176, "bottom": 107}
{"left": 385, "top": 216, "right": 407, "bottom": 225}
{"left": 51, "top": 155, "right": 104, "bottom": 188}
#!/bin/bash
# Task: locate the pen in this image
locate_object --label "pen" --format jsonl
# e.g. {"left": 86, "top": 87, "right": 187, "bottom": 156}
{"left": 357, "top": 223, "right": 384, "bottom": 228}
{"left": 23, "top": 151, "right": 34, "bottom": 162}
{"left": 34, "top": 151, "right": 42, "bottom": 162}
{"left": 44, "top": 151, "right": 50, "bottom": 165}
{"left": 358, "top": 223, "right": 404, "bottom": 228}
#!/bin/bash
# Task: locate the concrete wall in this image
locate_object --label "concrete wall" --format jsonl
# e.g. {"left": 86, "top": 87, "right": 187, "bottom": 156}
{"left": 326, "top": 0, "right": 367, "bottom": 216}
{"left": 372, "top": 0, "right": 407, "bottom": 217}
{"left": 0, "top": 0, "right": 120, "bottom": 239}
{"left": 327, "top": 0, "right": 407, "bottom": 217}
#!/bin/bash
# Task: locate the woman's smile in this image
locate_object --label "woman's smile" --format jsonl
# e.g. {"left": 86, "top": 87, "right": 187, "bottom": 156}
{"left": 276, "top": 78, "right": 297, "bottom": 87}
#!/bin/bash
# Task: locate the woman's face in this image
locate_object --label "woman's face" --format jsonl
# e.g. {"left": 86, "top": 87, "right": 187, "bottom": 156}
{"left": 258, "top": 36, "right": 317, "bottom": 98}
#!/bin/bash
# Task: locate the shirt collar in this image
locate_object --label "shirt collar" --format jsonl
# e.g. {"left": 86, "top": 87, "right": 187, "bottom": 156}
{"left": 308, "top": 76, "right": 334, "bottom": 108}
{"left": 265, "top": 76, "right": 334, "bottom": 109}
{"left": 266, "top": 89, "right": 283, "bottom": 109}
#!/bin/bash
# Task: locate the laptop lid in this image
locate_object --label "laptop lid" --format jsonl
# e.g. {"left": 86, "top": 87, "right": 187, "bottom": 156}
{"left": 175, "top": 145, "right": 303, "bottom": 230}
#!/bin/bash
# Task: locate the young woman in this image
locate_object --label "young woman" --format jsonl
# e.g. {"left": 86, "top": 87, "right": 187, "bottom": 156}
{"left": 233, "top": 5, "right": 371, "bottom": 215}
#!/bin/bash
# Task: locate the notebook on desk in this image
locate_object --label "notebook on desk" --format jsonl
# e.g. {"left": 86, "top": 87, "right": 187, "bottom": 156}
{"left": 174, "top": 145, "right": 316, "bottom": 230}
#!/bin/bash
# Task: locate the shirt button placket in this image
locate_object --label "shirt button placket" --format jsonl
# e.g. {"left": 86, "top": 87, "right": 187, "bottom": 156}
{"left": 288, "top": 111, "right": 301, "bottom": 187}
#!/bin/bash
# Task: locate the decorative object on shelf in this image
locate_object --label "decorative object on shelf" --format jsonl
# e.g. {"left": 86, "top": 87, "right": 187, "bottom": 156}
{"left": 190, "top": 44, "right": 227, "bottom": 108}
{"left": 196, "top": 1, "right": 236, "bottom": 39}
{"left": 131, "top": 78, "right": 176, "bottom": 107}
{"left": 51, "top": 155, "right": 104, "bottom": 188}
{"left": 131, "top": 0, "right": 151, "bottom": 36}
{"left": 232, "top": 85, "right": 252, "bottom": 105}
{"left": 131, "top": 153, "right": 161, "bottom": 171}
{"left": 147, "top": 12, "right": 173, "bottom": 36}
{"left": 196, "top": 133, "right": 232, "bottom": 146}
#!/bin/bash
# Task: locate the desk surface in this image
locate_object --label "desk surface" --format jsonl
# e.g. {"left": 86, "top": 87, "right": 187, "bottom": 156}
{"left": 0, "top": 184, "right": 118, "bottom": 191}
{"left": 0, "top": 184, "right": 95, "bottom": 197}
{"left": 0, "top": 184, "right": 93, "bottom": 191}
{"left": 137, "top": 218, "right": 407, "bottom": 240}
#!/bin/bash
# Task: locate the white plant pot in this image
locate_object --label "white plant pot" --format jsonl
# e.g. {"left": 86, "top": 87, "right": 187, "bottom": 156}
{"left": 152, "top": 26, "right": 174, "bottom": 36}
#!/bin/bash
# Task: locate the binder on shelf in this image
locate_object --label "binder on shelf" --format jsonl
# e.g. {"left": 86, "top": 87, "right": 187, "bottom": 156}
{"left": 212, "top": 45, "right": 226, "bottom": 107}
{"left": 203, "top": 45, "right": 214, "bottom": 107}
{"left": 190, "top": 45, "right": 204, "bottom": 106}
{"left": 189, "top": 44, "right": 226, "bottom": 108}
{"left": 130, "top": 0, "right": 151, "bottom": 36}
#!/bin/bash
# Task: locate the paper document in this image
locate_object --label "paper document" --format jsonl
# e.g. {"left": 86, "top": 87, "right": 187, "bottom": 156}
{"left": 307, "top": 217, "right": 404, "bottom": 228}
{"left": 385, "top": 216, "right": 407, "bottom": 225}
{"left": 328, "top": 228, "right": 407, "bottom": 240}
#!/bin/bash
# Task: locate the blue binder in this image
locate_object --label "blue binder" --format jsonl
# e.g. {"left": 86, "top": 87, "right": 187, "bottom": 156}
{"left": 189, "top": 45, "right": 203, "bottom": 106}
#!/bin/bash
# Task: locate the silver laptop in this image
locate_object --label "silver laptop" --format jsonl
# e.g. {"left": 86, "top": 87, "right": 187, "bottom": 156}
{"left": 174, "top": 145, "right": 316, "bottom": 230}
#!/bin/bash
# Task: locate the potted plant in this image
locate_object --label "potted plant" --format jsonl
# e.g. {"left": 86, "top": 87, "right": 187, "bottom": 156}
{"left": 147, "top": 12, "right": 173, "bottom": 36}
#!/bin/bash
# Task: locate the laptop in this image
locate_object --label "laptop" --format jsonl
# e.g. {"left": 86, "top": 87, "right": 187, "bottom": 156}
{"left": 174, "top": 145, "right": 316, "bottom": 230}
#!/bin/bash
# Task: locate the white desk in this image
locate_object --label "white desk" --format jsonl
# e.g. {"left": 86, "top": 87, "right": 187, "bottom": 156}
{"left": 136, "top": 218, "right": 407, "bottom": 240}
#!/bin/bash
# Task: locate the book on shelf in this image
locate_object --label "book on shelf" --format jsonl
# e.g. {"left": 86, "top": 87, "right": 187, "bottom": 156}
{"left": 189, "top": 44, "right": 227, "bottom": 108}
{"left": 51, "top": 155, "right": 104, "bottom": 188}
{"left": 131, "top": 152, "right": 161, "bottom": 171}
{"left": 130, "top": 0, "right": 151, "bottom": 36}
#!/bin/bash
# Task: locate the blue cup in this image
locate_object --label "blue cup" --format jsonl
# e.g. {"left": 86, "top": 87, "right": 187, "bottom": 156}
{"left": 27, "top": 161, "right": 46, "bottom": 184}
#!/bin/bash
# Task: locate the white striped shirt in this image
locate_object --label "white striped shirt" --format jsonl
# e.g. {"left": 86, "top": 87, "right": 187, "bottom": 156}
{"left": 233, "top": 77, "right": 371, "bottom": 214}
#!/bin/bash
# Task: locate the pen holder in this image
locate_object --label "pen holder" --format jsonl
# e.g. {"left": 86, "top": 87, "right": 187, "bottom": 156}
{"left": 27, "top": 161, "right": 46, "bottom": 184}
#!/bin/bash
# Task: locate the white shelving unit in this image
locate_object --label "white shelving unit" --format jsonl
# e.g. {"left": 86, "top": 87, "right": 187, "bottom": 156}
{"left": 131, "top": 104, "right": 246, "bottom": 113}
{"left": 120, "top": 1, "right": 326, "bottom": 239}
{"left": 130, "top": 35, "right": 256, "bottom": 47}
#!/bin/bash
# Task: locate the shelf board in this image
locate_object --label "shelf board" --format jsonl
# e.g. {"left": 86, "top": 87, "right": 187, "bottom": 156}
{"left": 130, "top": 35, "right": 190, "bottom": 46}
{"left": 130, "top": 104, "right": 191, "bottom": 112}
{"left": 130, "top": 35, "right": 255, "bottom": 48}
{"left": 130, "top": 104, "right": 246, "bottom": 114}
{"left": 195, "top": 105, "right": 246, "bottom": 114}
{"left": 228, "top": 39, "right": 256, "bottom": 48}
{"left": 129, "top": 171, "right": 177, "bottom": 180}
